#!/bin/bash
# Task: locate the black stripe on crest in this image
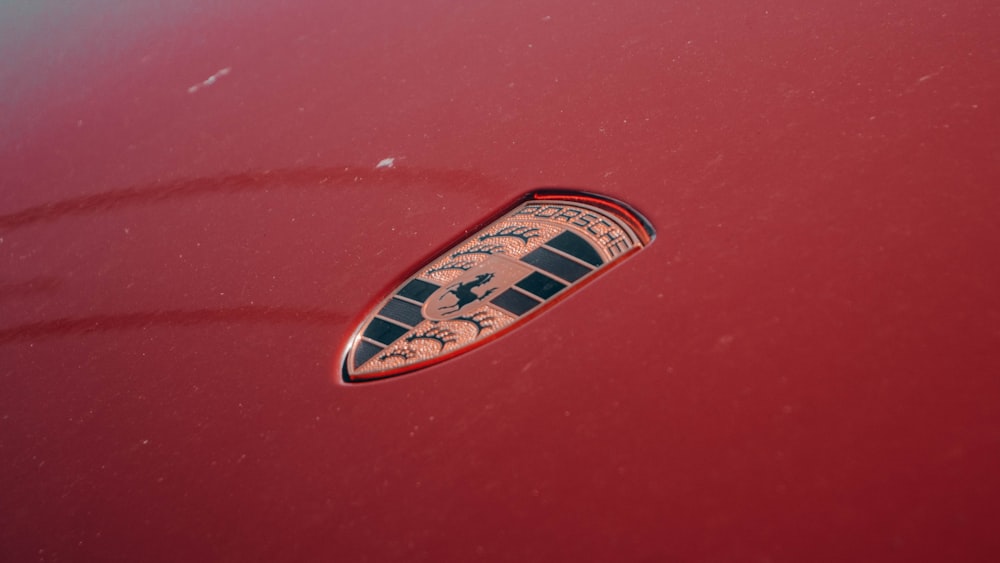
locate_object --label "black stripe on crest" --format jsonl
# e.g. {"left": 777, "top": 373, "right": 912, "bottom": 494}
{"left": 378, "top": 298, "right": 424, "bottom": 327}
{"left": 520, "top": 247, "right": 592, "bottom": 282}
{"left": 491, "top": 288, "right": 542, "bottom": 316}
{"left": 545, "top": 231, "right": 604, "bottom": 266}
{"left": 515, "top": 271, "right": 566, "bottom": 300}
{"left": 397, "top": 279, "right": 439, "bottom": 303}
{"left": 363, "top": 318, "right": 409, "bottom": 345}
{"left": 353, "top": 341, "right": 384, "bottom": 368}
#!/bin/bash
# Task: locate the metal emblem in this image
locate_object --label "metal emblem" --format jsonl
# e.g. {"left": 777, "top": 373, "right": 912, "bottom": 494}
{"left": 341, "top": 190, "right": 655, "bottom": 382}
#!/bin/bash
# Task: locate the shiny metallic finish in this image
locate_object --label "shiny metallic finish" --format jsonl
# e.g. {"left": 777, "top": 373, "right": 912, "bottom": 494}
{"left": 343, "top": 190, "right": 654, "bottom": 382}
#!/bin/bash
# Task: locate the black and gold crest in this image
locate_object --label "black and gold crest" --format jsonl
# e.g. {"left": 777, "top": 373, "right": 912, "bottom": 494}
{"left": 342, "top": 190, "right": 654, "bottom": 382}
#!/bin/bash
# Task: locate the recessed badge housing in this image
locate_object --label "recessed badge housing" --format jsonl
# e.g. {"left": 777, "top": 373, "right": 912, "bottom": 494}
{"left": 341, "top": 190, "right": 655, "bottom": 382}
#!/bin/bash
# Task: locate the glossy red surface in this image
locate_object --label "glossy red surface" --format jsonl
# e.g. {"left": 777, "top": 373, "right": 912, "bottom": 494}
{"left": 3, "top": 1, "right": 999, "bottom": 560}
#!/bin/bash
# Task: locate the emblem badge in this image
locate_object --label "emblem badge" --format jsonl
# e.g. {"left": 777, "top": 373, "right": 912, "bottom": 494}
{"left": 342, "top": 190, "right": 654, "bottom": 382}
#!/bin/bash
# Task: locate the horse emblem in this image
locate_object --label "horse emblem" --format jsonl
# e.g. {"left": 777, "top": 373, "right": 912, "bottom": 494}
{"left": 437, "top": 273, "right": 499, "bottom": 316}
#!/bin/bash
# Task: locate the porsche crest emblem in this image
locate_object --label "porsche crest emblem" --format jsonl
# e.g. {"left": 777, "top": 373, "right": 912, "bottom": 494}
{"left": 341, "top": 190, "right": 655, "bottom": 382}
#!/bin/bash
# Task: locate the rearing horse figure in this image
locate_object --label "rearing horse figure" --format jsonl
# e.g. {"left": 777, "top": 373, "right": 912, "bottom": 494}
{"left": 438, "top": 273, "right": 498, "bottom": 315}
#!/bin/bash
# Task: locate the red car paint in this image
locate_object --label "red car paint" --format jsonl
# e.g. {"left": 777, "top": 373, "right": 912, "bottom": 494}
{"left": 2, "top": 1, "right": 999, "bottom": 561}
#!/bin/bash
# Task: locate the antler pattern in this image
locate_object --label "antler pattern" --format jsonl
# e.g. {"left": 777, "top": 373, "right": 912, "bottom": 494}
{"left": 379, "top": 348, "right": 417, "bottom": 362}
{"left": 454, "top": 310, "right": 498, "bottom": 336}
{"left": 479, "top": 226, "right": 540, "bottom": 245}
{"left": 451, "top": 243, "right": 505, "bottom": 258}
{"left": 427, "top": 260, "right": 475, "bottom": 275}
{"left": 406, "top": 326, "right": 457, "bottom": 349}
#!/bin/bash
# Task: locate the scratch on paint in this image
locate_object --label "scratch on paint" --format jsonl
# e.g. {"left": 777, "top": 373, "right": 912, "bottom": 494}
{"left": 376, "top": 157, "right": 396, "bottom": 169}
{"left": 916, "top": 67, "right": 944, "bottom": 85}
{"left": 188, "top": 67, "right": 232, "bottom": 94}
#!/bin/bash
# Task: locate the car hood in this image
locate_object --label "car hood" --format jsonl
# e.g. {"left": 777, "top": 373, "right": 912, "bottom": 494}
{"left": 2, "top": 1, "right": 999, "bottom": 560}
